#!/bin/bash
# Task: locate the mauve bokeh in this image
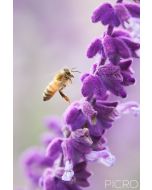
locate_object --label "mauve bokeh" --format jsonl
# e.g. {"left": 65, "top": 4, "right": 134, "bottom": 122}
{"left": 14, "top": 0, "right": 139, "bottom": 189}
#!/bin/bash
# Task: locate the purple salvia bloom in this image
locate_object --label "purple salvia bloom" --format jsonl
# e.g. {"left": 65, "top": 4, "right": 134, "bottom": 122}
{"left": 87, "top": 100, "right": 118, "bottom": 139}
{"left": 112, "top": 29, "right": 140, "bottom": 57}
{"left": 102, "top": 34, "right": 131, "bottom": 64}
{"left": 62, "top": 128, "right": 93, "bottom": 165}
{"left": 91, "top": 2, "right": 139, "bottom": 28}
{"left": 91, "top": 3, "right": 120, "bottom": 27}
{"left": 81, "top": 74, "right": 107, "bottom": 100}
{"left": 124, "top": 3, "right": 140, "bottom": 18}
{"left": 114, "top": 3, "right": 131, "bottom": 25}
{"left": 118, "top": 36, "right": 140, "bottom": 57}
{"left": 64, "top": 99, "right": 117, "bottom": 133}
{"left": 86, "top": 149, "right": 116, "bottom": 167}
{"left": 22, "top": 148, "right": 53, "bottom": 186}
{"left": 96, "top": 64, "right": 127, "bottom": 98}
{"left": 64, "top": 101, "right": 87, "bottom": 131}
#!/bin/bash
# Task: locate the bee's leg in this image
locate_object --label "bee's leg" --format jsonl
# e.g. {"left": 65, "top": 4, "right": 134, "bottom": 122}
{"left": 67, "top": 77, "right": 72, "bottom": 84}
{"left": 59, "top": 90, "right": 70, "bottom": 103}
{"left": 69, "top": 78, "right": 72, "bottom": 84}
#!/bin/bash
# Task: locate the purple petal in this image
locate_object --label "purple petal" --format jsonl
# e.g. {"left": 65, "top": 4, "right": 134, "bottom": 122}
{"left": 64, "top": 102, "right": 87, "bottom": 131}
{"left": 102, "top": 35, "right": 131, "bottom": 63}
{"left": 80, "top": 73, "right": 90, "bottom": 82}
{"left": 112, "top": 29, "right": 131, "bottom": 38}
{"left": 46, "top": 138, "right": 63, "bottom": 161}
{"left": 86, "top": 38, "right": 102, "bottom": 58}
{"left": 81, "top": 100, "right": 97, "bottom": 125}
{"left": 86, "top": 149, "right": 116, "bottom": 167}
{"left": 117, "top": 101, "right": 140, "bottom": 117}
{"left": 119, "top": 36, "right": 140, "bottom": 57}
{"left": 124, "top": 3, "right": 140, "bottom": 18}
{"left": 119, "top": 60, "right": 132, "bottom": 70}
{"left": 115, "top": 3, "right": 131, "bottom": 24}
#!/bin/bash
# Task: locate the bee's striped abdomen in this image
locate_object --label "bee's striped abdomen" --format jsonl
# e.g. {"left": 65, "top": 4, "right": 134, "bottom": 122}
{"left": 43, "top": 82, "right": 58, "bottom": 101}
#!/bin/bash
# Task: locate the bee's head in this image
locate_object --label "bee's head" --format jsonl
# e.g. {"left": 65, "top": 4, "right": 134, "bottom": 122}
{"left": 63, "top": 68, "right": 81, "bottom": 78}
{"left": 64, "top": 68, "right": 74, "bottom": 78}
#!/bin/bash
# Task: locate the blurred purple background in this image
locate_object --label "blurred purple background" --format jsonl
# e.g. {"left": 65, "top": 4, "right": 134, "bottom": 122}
{"left": 14, "top": 0, "right": 140, "bottom": 189}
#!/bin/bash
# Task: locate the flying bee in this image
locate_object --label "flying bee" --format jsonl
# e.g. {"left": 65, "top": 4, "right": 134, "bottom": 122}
{"left": 43, "top": 68, "right": 80, "bottom": 103}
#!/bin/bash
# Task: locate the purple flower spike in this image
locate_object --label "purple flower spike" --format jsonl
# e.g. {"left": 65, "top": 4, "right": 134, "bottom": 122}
{"left": 97, "top": 64, "right": 127, "bottom": 98}
{"left": 87, "top": 38, "right": 102, "bottom": 58}
{"left": 20, "top": 1, "right": 140, "bottom": 189}
{"left": 91, "top": 3, "right": 120, "bottom": 27}
{"left": 102, "top": 35, "right": 131, "bottom": 64}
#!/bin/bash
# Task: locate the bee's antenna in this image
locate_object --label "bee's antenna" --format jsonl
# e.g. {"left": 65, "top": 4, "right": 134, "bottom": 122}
{"left": 71, "top": 68, "right": 81, "bottom": 73}
{"left": 72, "top": 70, "right": 81, "bottom": 73}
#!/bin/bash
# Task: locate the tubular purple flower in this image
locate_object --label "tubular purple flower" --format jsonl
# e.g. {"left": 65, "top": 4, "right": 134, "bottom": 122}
{"left": 91, "top": 3, "right": 120, "bottom": 27}
{"left": 64, "top": 101, "right": 87, "bottom": 131}
{"left": 81, "top": 74, "right": 107, "bottom": 100}
{"left": 61, "top": 128, "right": 93, "bottom": 165}
{"left": 102, "top": 34, "right": 131, "bottom": 64}
{"left": 96, "top": 64, "right": 127, "bottom": 98}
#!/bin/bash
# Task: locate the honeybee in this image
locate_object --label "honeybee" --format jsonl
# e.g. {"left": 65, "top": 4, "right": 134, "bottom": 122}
{"left": 43, "top": 68, "right": 80, "bottom": 103}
